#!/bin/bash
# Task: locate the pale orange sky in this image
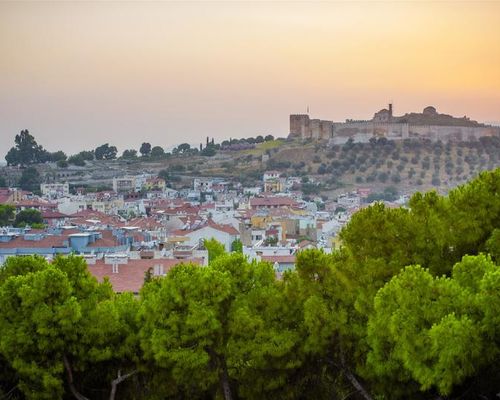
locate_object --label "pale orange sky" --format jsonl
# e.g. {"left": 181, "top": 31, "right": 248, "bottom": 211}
{"left": 1, "top": 1, "right": 499, "bottom": 156}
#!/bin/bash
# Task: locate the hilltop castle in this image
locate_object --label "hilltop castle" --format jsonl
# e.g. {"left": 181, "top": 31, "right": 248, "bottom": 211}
{"left": 289, "top": 105, "right": 500, "bottom": 144}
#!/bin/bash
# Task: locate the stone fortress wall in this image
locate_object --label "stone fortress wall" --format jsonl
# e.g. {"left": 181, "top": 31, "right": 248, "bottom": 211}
{"left": 290, "top": 105, "right": 500, "bottom": 144}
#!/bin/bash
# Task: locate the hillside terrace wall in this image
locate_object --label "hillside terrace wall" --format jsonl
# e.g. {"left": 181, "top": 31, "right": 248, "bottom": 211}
{"left": 406, "top": 125, "right": 499, "bottom": 142}
{"left": 327, "top": 122, "right": 498, "bottom": 145}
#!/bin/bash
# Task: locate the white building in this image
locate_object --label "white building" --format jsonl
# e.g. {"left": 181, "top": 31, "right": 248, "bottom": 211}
{"left": 193, "top": 178, "right": 214, "bottom": 192}
{"left": 336, "top": 193, "right": 361, "bottom": 209}
{"left": 263, "top": 171, "right": 280, "bottom": 181}
{"left": 172, "top": 220, "right": 240, "bottom": 252}
{"left": 41, "top": 183, "right": 69, "bottom": 198}
{"left": 113, "top": 176, "right": 136, "bottom": 193}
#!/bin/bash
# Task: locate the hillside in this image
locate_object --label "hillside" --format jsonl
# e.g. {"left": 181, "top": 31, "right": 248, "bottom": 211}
{"left": 129, "top": 136, "right": 500, "bottom": 196}
{"left": 2, "top": 136, "right": 500, "bottom": 197}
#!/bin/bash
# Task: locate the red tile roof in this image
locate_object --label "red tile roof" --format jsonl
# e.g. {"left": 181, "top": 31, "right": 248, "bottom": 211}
{"left": 69, "top": 210, "right": 124, "bottom": 227}
{"left": 206, "top": 219, "right": 239, "bottom": 235}
{"left": 126, "top": 217, "right": 163, "bottom": 231}
{"left": 171, "top": 219, "right": 239, "bottom": 236}
{"left": 14, "top": 200, "right": 57, "bottom": 209}
{"left": 0, "top": 194, "right": 11, "bottom": 204}
{"left": 250, "top": 196, "right": 297, "bottom": 208}
{"left": 0, "top": 235, "right": 67, "bottom": 249}
{"left": 88, "top": 258, "right": 203, "bottom": 293}
{"left": 297, "top": 240, "right": 315, "bottom": 249}
{"left": 261, "top": 255, "right": 296, "bottom": 264}
{"left": 88, "top": 237, "right": 119, "bottom": 248}
{"left": 42, "top": 210, "right": 71, "bottom": 219}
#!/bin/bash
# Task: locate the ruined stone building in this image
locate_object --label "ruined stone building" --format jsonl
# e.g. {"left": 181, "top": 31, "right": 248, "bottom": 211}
{"left": 289, "top": 105, "right": 500, "bottom": 144}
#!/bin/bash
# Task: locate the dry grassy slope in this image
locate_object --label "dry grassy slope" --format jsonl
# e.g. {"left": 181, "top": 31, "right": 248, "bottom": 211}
{"left": 218, "top": 137, "right": 500, "bottom": 194}
{"left": 62, "top": 138, "right": 499, "bottom": 194}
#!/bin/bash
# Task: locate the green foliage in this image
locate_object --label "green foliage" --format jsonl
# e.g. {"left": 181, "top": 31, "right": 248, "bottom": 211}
{"left": 201, "top": 144, "right": 217, "bottom": 156}
{"left": 78, "top": 150, "right": 95, "bottom": 161}
{"left": 68, "top": 154, "right": 86, "bottom": 166}
{"left": 49, "top": 150, "right": 67, "bottom": 162}
{"left": 231, "top": 238, "right": 243, "bottom": 253}
{"left": 0, "top": 264, "right": 79, "bottom": 398}
{"left": 95, "top": 143, "right": 117, "bottom": 160}
{"left": 158, "top": 168, "right": 169, "bottom": 181}
{"left": 486, "top": 229, "right": 500, "bottom": 261}
{"left": 57, "top": 159, "right": 68, "bottom": 168}
{"left": 0, "top": 255, "right": 139, "bottom": 400}
{"left": 150, "top": 146, "right": 165, "bottom": 158}
{"left": 0, "top": 170, "right": 498, "bottom": 399}
{"left": 204, "top": 238, "right": 226, "bottom": 262}
{"left": 263, "top": 236, "right": 278, "bottom": 246}
{"left": 172, "top": 143, "right": 194, "bottom": 155}
{"left": 18, "top": 167, "right": 41, "bottom": 191}
{"left": 0, "top": 204, "right": 15, "bottom": 226}
{"left": 367, "top": 255, "right": 499, "bottom": 396}
{"left": 121, "top": 149, "right": 138, "bottom": 159}
{"left": 5, "top": 130, "right": 48, "bottom": 166}
{"left": 365, "top": 186, "right": 399, "bottom": 203}
{"left": 14, "top": 208, "right": 43, "bottom": 227}
{"left": 301, "top": 182, "right": 321, "bottom": 195}
{"left": 170, "top": 164, "right": 185, "bottom": 172}
{"left": 139, "top": 254, "right": 297, "bottom": 399}
{"left": 140, "top": 142, "right": 151, "bottom": 157}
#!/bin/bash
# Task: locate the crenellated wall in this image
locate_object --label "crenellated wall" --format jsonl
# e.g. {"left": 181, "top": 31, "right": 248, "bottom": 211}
{"left": 290, "top": 114, "right": 500, "bottom": 144}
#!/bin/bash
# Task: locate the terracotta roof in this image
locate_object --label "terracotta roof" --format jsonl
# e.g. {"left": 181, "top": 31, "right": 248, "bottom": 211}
{"left": 126, "top": 217, "right": 163, "bottom": 231}
{"left": 0, "top": 235, "right": 67, "bottom": 249}
{"left": 250, "top": 197, "right": 297, "bottom": 208}
{"left": 86, "top": 230, "right": 119, "bottom": 248}
{"left": 42, "top": 210, "right": 71, "bottom": 219}
{"left": 71, "top": 209, "right": 109, "bottom": 218}
{"left": 14, "top": 201, "right": 57, "bottom": 209}
{"left": 261, "top": 255, "right": 296, "bottom": 264}
{"left": 88, "top": 258, "right": 203, "bottom": 293}
{"left": 88, "top": 237, "right": 119, "bottom": 248}
{"left": 59, "top": 228, "right": 81, "bottom": 235}
{"left": 206, "top": 219, "right": 239, "bottom": 235}
{"left": 69, "top": 210, "right": 123, "bottom": 227}
{"left": 171, "top": 219, "right": 239, "bottom": 236}
{"left": 297, "top": 240, "right": 315, "bottom": 249}
{"left": 0, "top": 194, "right": 11, "bottom": 204}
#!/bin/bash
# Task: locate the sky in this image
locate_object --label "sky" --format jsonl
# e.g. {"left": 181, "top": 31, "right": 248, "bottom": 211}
{"left": 1, "top": 1, "right": 499, "bottom": 158}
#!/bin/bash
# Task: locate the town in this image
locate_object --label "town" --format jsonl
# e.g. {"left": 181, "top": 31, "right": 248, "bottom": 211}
{"left": 0, "top": 164, "right": 389, "bottom": 293}
{"left": 1, "top": 110, "right": 499, "bottom": 295}
{"left": 1, "top": 1, "right": 499, "bottom": 397}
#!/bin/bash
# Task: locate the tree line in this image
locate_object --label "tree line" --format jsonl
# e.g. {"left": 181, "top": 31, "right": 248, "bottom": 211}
{"left": 0, "top": 169, "right": 498, "bottom": 399}
{"left": 4, "top": 131, "right": 277, "bottom": 168}
{"left": 0, "top": 205, "right": 44, "bottom": 228}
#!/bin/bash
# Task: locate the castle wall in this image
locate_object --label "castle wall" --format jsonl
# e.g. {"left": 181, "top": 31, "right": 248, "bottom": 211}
{"left": 290, "top": 115, "right": 310, "bottom": 138}
{"left": 332, "top": 122, "right": 409, "bottom": 143}
{"left": 291, "top": 114, "right": 500, "bottom": 143}
{"left": 407, "top": 125, "right": 499, "bottom": 142}
{"left": 290, "top": 114, "right": 333, "bottom": 139}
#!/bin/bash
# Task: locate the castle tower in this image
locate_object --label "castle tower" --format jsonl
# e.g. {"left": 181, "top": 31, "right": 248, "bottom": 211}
{"left": 289, "top": 114, "right": 310, "bottom": 139}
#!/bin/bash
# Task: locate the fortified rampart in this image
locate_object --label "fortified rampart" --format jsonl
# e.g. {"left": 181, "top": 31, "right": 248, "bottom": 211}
{"left": 290, "top": 105, "right": 500, "bottom": 144}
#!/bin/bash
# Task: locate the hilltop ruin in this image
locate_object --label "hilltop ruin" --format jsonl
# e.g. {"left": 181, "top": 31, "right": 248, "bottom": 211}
{"left": 290, "top": 105, "right": 500, "bottom": 144}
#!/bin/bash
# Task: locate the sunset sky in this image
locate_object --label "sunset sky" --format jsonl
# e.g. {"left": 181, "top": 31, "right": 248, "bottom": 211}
{"left": 1, "top": 1, "right": 499, "bottom": 157}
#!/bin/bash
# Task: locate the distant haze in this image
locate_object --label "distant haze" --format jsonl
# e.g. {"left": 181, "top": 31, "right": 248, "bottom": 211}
{"left": 1, "top": 1, "right": 499, "bottom": 157}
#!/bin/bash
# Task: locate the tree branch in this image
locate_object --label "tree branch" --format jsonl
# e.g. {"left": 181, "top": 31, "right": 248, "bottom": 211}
{"left": 342, "top": 369, "right": 373, "bottom": 400}
{"left": 338, "top": 345, "right": 373, "bottom": 400}
{"left": 62, "top": 355, "right": 90, "bottom": 400}
{"left": 109, "top": 369, "right": 138, "bottom": 400}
